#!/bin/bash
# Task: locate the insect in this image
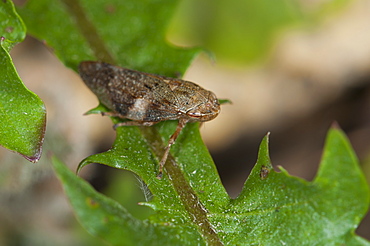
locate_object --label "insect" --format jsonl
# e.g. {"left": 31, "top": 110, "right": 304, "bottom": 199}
{"left": 260, "top": 165, "right": 270, "bottom": 180}
{"left": 78, "top": 61, "right": 220, "bottom": 178}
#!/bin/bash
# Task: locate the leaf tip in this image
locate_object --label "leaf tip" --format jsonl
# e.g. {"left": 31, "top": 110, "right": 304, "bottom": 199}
{"left": 76, "top": 158, "right": 92, "bottom": 175}
{"left": 76, "top": 162, "right": 84, "bottom": 175}
{"left": 277, "top": 165, "right": 289, "bottom": 174}
{"left": 84, "top": 103, "right": 110, "bottom": 115}
{"left": 330, "top": 121, "right": 341, "bottom": 130}
{"left": 219, "top": 98, "right": 232, "bottom": 105}
{"left": 20, "top": 128, "right": 45, "bottom": 163}
{"left": 260, "top": 131, "right": 271, "bottom": 150}
{"left": 254, "top": 132, "right": 273, "bottom": 169}
{"left": 22, "top": 152, "right": 42, "bottom": 163}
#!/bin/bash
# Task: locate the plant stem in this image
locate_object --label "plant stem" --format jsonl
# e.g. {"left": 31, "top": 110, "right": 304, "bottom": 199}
{"left": 61, "top": 0, "right": 115, "bottom": 64}
{"left": 140, "top": 126, "right": 224, "bottom": 246}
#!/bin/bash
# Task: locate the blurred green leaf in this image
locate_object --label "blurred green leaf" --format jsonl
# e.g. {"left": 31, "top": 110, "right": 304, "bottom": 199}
{"left": 102, "top": 170, "right": 154, "bottom": 220}
{"left": 0, "top": 0, "right": 45, "bottom": 162}
{"left": 168, "top": 0, "right": 351, "bottom": 65}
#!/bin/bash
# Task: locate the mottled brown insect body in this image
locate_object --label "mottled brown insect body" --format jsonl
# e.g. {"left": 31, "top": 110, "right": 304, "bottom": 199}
{"left": 79, "top": 61, "right": 220, "bottom": 178}
{"left": 260, "top": 165, "right": 270, "bottom": 180}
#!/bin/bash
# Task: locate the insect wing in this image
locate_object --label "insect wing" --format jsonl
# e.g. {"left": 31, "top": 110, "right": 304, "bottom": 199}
{"left": 79, "top": 62, "right": 181, "bottom": 122}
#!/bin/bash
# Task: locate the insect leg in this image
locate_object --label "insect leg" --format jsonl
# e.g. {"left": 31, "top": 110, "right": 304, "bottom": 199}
{"left": 113, "top": 121, "right": 157, "bottom": 129}
{"left": 157, "top": 118, "right": 188, "bottom": 179}
{"left": 101, "top": 111, "right": 123, "bottom": 117}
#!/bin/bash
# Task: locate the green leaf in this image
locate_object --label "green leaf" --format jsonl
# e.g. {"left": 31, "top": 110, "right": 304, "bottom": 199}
{"left": 228, "top": 128, "right": 369, "bottom": 245}
{"left": 52, "top": 156, "right": 205, "bottom": 246}
{"left": 54, "top": 127, "right": 369, "bottom": 245}
{"left": 18, "top": 0, "right": 369, "bottom": 244}
{"left": 0, "top": 0, "right": 45, "bottom": 162}
{"left": 84, "top": 103, "right": 109, "bottom": 115}
{"left": 0, "top": 0, "right": 25, "bottom": 50}
{"left": 78, "top": 121, "right": 228, "bottom": 245}
{"left": 17, "top": 0, "right": 199, "bottom": 75}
